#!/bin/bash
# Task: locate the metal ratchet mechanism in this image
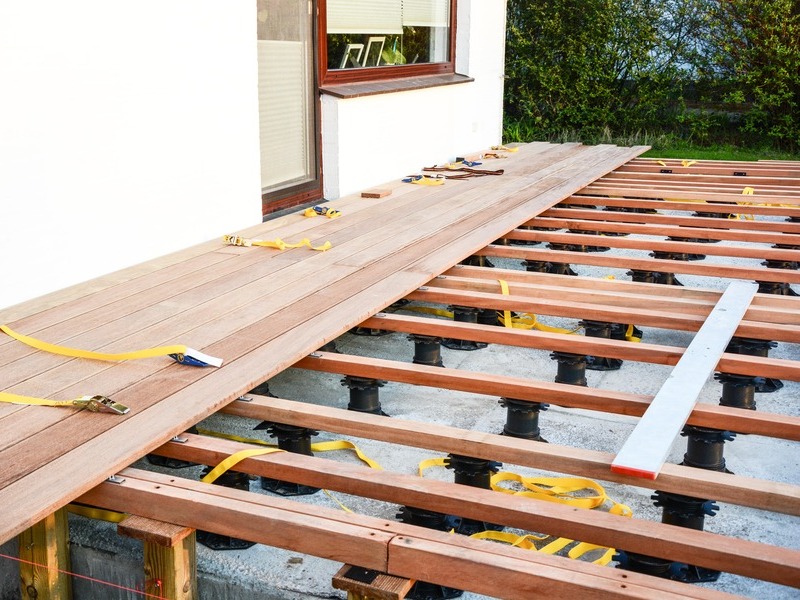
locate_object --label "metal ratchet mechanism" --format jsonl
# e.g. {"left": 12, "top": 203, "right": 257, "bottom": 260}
{"left": 73, "top": 395, "right": 130, "bottom": 415}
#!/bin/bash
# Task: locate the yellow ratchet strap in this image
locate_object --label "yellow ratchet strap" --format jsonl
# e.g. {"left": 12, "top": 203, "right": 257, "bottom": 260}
{"left": 195, "top": 428, "right": 382, "bottom": 470}
{"left": 195, "top": 427, "right": 381, "bottom": 512}
{"left": 491, "top": 472, "right": 633, "bottom": 515}
{"left": 223, "top": 234, "right": 331, "bottom": 252}
{"left": 624, "top": 324, "right": 642, "bottom": 342}
{"left": 681, "top": 160, "right": 697, "bottom": 167}
{"left": 730, "top": 187, "right": 756, "bottom": 221}
{"left": 418, "top": 456, "right": 448, "bottom": 477}
{"left": 470, "top": 529, "right": 615, "bottom": 564}
{"left": 419, "top": 459, "right": 630, "bottom": 564}
{"left": 491, "top": 145, "right": 519, "bottom": 153}
{"left": 0, "top": 392, "right": 129, "bottom": 414}
{"left": 496, "top": 279, "right": 580, "bottom": 333}
{"left": 497, "top": 279, "right": 513, "bottom": 328}
{"left": 310, "top": 440, "right": 384, "bottom": 470}
{"left": 304, "top": 205, "right": 342, "bottom": 219}
{"left": 201, "top": 447, "right": 285, "bottom": 484}
{"left": 67, "top": 504, "right": 128, "bottom": 523}
{"left": 0, "top": 324, "right": 222, "bottom": 368}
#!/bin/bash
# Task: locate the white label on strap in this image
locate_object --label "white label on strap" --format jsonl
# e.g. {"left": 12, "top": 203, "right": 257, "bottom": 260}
{"left": 184, "top": 348, "right": 224, "bottom": 368}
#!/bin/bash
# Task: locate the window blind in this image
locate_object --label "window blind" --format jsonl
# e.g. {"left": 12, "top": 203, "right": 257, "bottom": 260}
{"left": 327, "top": 0, "right": 403, "bottom": 34}
{"left": 402, "top": 0, "right": 449, "bottom": 28}
{"left": 258, "top": 41, "right": 310, "bottom": 189}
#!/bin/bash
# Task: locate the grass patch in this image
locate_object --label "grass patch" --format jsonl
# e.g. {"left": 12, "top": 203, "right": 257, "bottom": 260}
{"left": 640, "top": 145, "right": 798, "bottom": 162}
{"left": 502, "top": 119, "right": 800, "bottom": 162}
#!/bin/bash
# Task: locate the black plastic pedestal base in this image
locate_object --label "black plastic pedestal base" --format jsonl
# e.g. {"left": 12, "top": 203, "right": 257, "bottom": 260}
{"left": 615, "top": 551, "right": 721, "bottom": 583}
{"left": 259, "top": 477, "right": 320, "bottom": 496}
{"left": 196, "top": 531, "right": 256, "bottom": 551}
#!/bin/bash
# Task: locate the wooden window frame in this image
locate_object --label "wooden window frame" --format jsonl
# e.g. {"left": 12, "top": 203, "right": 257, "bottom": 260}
{"left": 319, "top": 0, "right": 457, "bottom": 86}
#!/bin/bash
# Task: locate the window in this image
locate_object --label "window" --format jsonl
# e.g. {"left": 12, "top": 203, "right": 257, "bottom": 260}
{"left": 320, "top": 0, "right": 456, "bottom": 84}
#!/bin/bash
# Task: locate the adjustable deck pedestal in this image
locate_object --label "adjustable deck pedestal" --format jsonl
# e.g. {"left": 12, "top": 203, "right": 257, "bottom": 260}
{"left": 395, "top": 507, "right": 463, "bottom": 600}
{"left": 443, "top": 454, "right": 503, "bottom": 536}
{"left": 550, "top": 351, "right": 587, "bottom": 386}
{"left": 197, "top": 469, "right": 255, "bottom": 550}
{"left": 499, "top": 397, "right": 548, "bottom": 441}
{"left": 342, "top": 376, "right": 388, "bottom": 415}
{"left": 409, "top": 334, "right": 444, "bottom": 367}
{"left": 442, "top": 306, "right": 487, "bottom": 351}
{"left": 255, "top": 422, "right": 321, "bottom": 496}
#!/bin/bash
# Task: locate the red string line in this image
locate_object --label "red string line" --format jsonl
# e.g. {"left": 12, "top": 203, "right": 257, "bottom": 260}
{"left": 0, "top": 552, "right": 165, "bottom": 599}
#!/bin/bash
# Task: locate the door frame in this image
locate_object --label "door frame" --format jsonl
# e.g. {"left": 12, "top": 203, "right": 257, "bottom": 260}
{"left": 261, "top": 0, "right": 324, "bottom": 217}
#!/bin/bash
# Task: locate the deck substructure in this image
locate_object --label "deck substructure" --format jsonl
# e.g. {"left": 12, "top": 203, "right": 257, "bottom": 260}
{"left": 2, "top": 147, "right": 799, "bottom": 599}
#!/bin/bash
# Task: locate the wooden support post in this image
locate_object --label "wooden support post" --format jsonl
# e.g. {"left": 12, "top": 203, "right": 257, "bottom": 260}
{"left": 333, "top": 564, "right": 414, "bottom": 600}
{"left": 18, "top": 508, "right": 72, "bottom": 600}
{"left": 117, "top": 515, "right": 196, "bottom": 600}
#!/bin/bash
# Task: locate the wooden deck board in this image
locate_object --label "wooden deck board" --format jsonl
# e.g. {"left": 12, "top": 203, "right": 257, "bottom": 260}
{"left": 0, "top": 142, "right": 647, "bottom": 543}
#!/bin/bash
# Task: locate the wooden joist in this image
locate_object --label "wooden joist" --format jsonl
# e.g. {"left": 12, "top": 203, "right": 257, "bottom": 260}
{"left": 579, "top": 185, "right": 800, "bottom": 205}
{"left": 406, "top": 285, "right": 799, "bottom": 341}
{"left": 564, "top": 194, "right": 800, "bottom": 217}
{"left": 295, "top": 351, "right": 800, "bottom": 441}
{"left": 479, "top": 245, "right": 800, "bottom": 287}
{"left": 359, "top": 312, "right": 800, "bottom": 381}
{"left": 76, "top": 469, "right": 739, "bottom": 600}
{"left": 105, "top": 444, "right": 800, "bottom": 590}
{"left": 221, "top": 395, "right": 800, "bottom": 517}
{"left": 419, "top": 273, "right": 798, "bottom": 325}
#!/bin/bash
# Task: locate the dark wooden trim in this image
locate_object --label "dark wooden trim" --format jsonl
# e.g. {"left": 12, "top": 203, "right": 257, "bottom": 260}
{"left": 262, "top": 0, "right": 324, "bottom": 217}
{"left": 318, "top": 0, "right": 458, "bottom": 87}
{"left": 262, "top": 181, "right": 323, "bottom": 216}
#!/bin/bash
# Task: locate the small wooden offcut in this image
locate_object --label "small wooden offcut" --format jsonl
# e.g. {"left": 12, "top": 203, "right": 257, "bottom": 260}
{"left": 333, "top": 564, "right": 414, "bottom": 600}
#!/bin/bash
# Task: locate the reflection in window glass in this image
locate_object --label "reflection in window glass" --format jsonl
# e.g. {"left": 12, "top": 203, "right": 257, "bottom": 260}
{"left": 327, "top": 0, "right": 450, "bottom": 70}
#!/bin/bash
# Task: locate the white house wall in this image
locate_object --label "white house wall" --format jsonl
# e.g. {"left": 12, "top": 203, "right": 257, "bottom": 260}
{"left": 0, "top": 1, "right": 262, "bottom": 310}
{"left": 0, "top": 0, "right": 508, "bottom": 310}
{"left": 321, "top": 0, "right": 508, "bottom": 199}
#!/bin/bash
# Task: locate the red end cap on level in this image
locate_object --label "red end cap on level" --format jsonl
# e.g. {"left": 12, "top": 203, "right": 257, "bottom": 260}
{"left": 610, "top": 464, "right": 658, "bottom": 480}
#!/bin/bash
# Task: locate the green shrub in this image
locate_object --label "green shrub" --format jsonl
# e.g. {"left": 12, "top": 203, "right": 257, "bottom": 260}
{"left": 503, "top": 0, "right": 800, "bottom": 152}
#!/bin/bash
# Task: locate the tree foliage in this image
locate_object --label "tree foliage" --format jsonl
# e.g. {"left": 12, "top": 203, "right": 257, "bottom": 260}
{"left": 695, "top": 0, "right": 800, "bottom": 148}
{"left": 504, "top": 0, "right": 799, "bottom": 150}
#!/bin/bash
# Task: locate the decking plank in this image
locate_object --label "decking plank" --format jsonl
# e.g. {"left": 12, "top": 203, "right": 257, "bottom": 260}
{"left": 0, "top": 143, "right": 648, "bottom": 543}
